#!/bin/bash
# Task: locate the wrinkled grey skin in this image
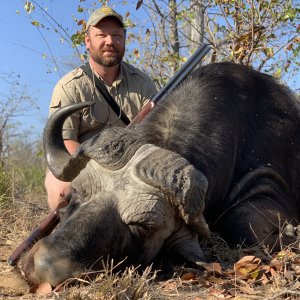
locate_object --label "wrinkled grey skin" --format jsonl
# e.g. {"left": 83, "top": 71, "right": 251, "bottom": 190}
{"left": 22, "top": 130, "right": 209, "bottom": 287}
{"left": 21, "top": 62, "right": 300, "bottom": 288}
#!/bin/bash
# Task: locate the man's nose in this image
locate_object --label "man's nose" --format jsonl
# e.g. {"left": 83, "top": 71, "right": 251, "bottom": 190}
{"left": 105, "top": 35, "right": 114, "bottom": 45}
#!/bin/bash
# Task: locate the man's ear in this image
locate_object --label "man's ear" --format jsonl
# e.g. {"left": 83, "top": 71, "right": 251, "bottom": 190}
{"left": 85, "top": 34, "right": 91, "bottom": 50}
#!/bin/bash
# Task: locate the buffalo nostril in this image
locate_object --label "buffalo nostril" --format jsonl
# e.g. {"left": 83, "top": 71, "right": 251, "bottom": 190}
{"left": 29, "top": 244, "right": 83, "bottom": 287}
{"left": 33, "top": 247, "right": 55, "bottom": 283}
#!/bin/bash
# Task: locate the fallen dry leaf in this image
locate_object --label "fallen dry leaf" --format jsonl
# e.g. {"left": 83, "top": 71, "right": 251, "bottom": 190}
{"left": 238, "top": 282, "right": 257, "bottom": 295}
{"left": 274, "top": 250, "right": 296, "bottom": 260}
{"left": 268, "top": 266, "right": 278, "bottom": 279}
{"left": 181, "top": 272, "right": 197, "bottom": 281}
{"left": 208, "top": 287, "right": 226, "bottom": 297}
{"left": 196, "top": 276, "right": 210, "bottom": 286}
{"left": 196, "top": 261, "right": 222, "bottom": 274}
{"left": 207, "top": 275, "right": 224, "bottom": 284}
{"left": 270, "top": 258, "right": 283, "bottom": 273}
{"left": 234, "top": 255, "right": 261, "bottom": 267}
{"left": 292, "top": 263, "right": 300, "bottom": 275}
{"left": 233, "top": 256, "right": 262, "bottom": 280}
{"left": 260, "top": 265, "right": 277, "bottom": 283}
{"left": 180, "top": 272, "right": 199, "bottom": 285}
{"left": 260, "top": 273, "right": 270, "bottom": 285}
{"left": 161, "top": 280, "right": 178, "bottom": 291}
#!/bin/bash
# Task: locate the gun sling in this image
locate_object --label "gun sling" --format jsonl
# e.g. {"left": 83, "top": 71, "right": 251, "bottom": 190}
{"left": 80, "top": 62, "right": 130, "bottom": 125}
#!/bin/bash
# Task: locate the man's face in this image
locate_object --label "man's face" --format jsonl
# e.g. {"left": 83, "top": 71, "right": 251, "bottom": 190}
{"left": 85, "top": 17, "right": 125, "bottom": 67}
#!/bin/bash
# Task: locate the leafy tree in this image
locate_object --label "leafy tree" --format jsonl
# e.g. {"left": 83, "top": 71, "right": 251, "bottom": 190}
{"left": 0, "top": 72, "right": 39, "bottom": 164}
{"left": 22, "top": 0, "right": 299, "bottom": 88}
{"left": 205, "top": 0, "right": 299, "bottom": 79}
{"left": 6, "top": 136, "right": 46, "bottom": 195}
{"left": 126, "top": 0, "right": 299, "bottom": 87}
{"left": 0, "top": 71, "right": 42, "bottom": 205}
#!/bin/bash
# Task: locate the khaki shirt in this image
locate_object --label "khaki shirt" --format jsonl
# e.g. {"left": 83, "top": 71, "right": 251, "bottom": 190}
{"left": 49, "top": 61, "right": 158, "bottom": 143}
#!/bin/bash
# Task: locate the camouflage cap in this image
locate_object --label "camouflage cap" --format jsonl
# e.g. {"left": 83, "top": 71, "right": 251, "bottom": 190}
{"left": 86, "top": 7, "right": 124, "bottom": 28}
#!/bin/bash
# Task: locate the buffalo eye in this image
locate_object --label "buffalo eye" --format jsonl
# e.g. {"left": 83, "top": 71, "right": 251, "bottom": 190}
{"left": 129, "top": 223, "right": 153, "bottom": 240}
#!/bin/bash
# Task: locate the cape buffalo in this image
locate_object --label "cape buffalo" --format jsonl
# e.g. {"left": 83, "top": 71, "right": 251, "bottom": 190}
{"left": 21, "top": 62, "right": 300, "bottom": 288}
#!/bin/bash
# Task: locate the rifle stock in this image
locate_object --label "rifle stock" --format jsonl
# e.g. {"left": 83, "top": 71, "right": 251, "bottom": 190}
{"left": 8, "top": 44, "right": 211, "bottom": 266}
{"left": 8, "top": 199, "right": 69, "bottom": 266}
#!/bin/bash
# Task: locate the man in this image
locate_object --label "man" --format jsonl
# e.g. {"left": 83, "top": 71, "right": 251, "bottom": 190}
{"left": 45, "top": 6, "right": 158, "bottom": 210}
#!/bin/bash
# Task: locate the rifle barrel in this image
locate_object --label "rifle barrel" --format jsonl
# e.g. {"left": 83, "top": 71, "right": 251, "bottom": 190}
{"left": 129, "top": 44, "right": 210, "bottom": 127}
{"left": 152, "top": 44, "right": 211, "bottom": 104}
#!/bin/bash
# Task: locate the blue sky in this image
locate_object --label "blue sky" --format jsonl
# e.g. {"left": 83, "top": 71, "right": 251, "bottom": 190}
{"left": 0, "top": 1, "right": 299, "bottom": 141}
{"left": 1, "top": 1, "right": 75, "bottom": 139}
{"left": 0, "top": 1, "right": 135, "bottom": 140}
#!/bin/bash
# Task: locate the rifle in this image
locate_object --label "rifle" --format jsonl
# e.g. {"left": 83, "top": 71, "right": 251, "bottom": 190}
{"left": 8, "top": 197, "right": 70, "bottom": 266}
{"left": 129, "top": 43, "right": 211, "bottom": 127}
{"left": 8, "top": 44, "right": 210, "bottom": 266}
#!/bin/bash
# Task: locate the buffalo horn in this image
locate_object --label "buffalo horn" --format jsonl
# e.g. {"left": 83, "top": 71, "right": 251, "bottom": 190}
{"left": 43, "top": 102, "right": 94, "bottom": 182}
{"left": 135, "top": 147, "right": 210, "bottom": 238}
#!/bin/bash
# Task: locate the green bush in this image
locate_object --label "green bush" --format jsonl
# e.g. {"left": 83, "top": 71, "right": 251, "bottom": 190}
{"left": 4, "top": 141, "right": 47, "bottom": 197}
{"left": 0, "top": 166, "right": 14, "bottom": 209}
{"left": 17, "top": 164, "right": 46, "bottom": 194}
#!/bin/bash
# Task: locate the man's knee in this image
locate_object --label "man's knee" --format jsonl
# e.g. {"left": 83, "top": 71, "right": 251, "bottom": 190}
{"left": 44, "top": 171, "right": 72, "bottom": 210}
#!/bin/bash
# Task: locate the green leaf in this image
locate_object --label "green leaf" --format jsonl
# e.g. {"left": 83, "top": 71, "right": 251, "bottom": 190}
{"left": 263, "top": 47, "right": 274, "bottom": 58}
{"left": 24, "top": 1, "right": 35, "bottom": 14}
{"left": 31, "top": 20, "right": 40, "bottom": 27}
{"left": 71, "top": 32, "right": 85, "bottom": 46}
{"left": 283, "top": 14, "right": 292, "bottom": 20}
{"left": 275, "top": 68, "right": 282, "bottom": 78}
{"left": 77, "top": 6, "right": 84, "bottom": 13}
{"left": 36, "top": 149, "right": 44, "bottom": 158}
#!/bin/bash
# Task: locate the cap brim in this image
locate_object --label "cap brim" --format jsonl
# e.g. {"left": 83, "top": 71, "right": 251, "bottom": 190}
{"left": 88, "top": 15, "right": 124, "bottom": 28}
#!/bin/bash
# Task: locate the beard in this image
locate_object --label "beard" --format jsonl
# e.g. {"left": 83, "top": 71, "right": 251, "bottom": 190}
{"left": 89, "top": 44, "right": 125, "bottom": 67}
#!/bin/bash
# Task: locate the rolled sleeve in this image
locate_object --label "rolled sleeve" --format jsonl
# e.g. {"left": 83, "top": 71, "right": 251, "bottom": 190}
{"left": 49, "top": 81, "right": 80, "bottom": 141}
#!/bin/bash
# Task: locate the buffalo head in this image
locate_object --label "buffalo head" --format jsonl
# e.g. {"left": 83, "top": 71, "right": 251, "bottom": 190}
{"left": 21, "top": 102, "right": 210, "bottom": 287}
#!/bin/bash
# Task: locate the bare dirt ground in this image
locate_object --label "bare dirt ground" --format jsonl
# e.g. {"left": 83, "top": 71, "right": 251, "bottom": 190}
{"left": 1, "top": 195, "right": 300, "bottom": 300}
{"left": 0, "top": 196, "right": 49, "bottom": 299}
{"left": 0, "top": 247, "right": 30, "bottom": 298}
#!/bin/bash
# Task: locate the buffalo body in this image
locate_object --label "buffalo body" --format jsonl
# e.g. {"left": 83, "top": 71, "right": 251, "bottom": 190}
{"left": 22, "top": 62, "right": 300, "bottom": 287}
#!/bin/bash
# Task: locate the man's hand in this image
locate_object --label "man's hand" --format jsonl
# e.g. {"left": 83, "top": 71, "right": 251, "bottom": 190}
{"left": 64, "top": 139, "right": 80, "bottom": 154}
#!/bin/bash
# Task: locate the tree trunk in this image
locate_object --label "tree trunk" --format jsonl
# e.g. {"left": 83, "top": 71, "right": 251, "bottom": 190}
{"left": 190, "top": 0, "right": 205, "bottom": 53}
{"left": 169, "top": 0, "right": 180, "bottom": 72}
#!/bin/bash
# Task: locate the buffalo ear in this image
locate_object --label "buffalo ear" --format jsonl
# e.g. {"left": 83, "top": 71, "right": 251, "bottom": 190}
{"left": 78, "top": 127, "right": 143, "bottom": 170}
{"left": 134, "top": 146, "right": 210, "bottom": 238}
{"left": 58, "top": 192, "right": 82, "bottom": 224}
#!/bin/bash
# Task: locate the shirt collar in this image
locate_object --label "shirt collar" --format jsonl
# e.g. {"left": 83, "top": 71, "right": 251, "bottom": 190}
{"left": 95, "top": 62, "right": 124, "bottom": 88}
{"left": 113, "top": 62, "right": 124, "bottom": 86}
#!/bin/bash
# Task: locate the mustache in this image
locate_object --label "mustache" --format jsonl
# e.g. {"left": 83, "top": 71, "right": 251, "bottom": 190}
{"left": 102, "top": 46, "right": 119, "bottom": 52}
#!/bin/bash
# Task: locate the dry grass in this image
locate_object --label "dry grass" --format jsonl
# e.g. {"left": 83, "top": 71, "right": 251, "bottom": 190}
{"left": 1, "top": 193, "right": 300, "bottom": 299}
{"left": 56, "top": 264, "right": 158, "bottom": 300}
{"left": 1, "top": 191, "right": 48, "bottom": 249}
